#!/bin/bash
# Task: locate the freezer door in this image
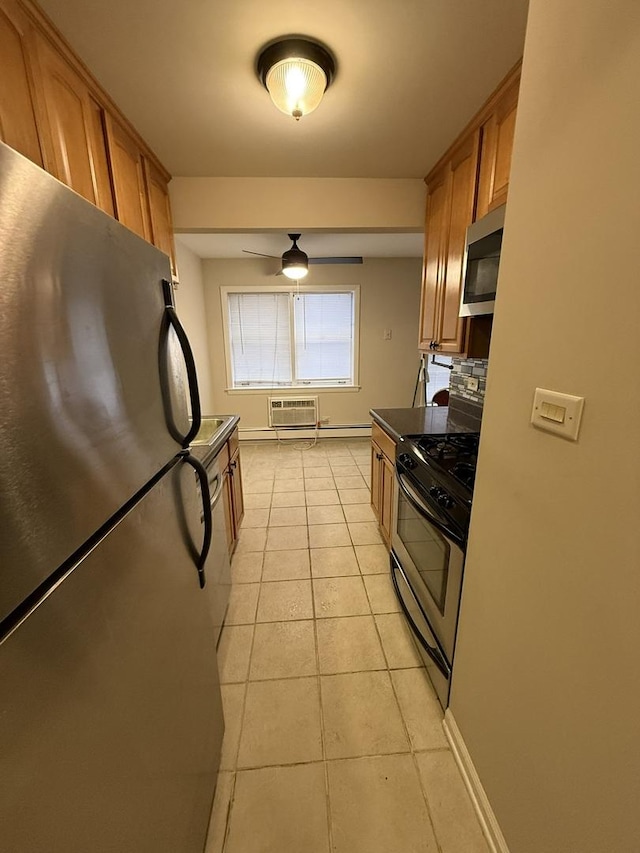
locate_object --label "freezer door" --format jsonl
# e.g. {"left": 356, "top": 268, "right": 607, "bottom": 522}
{"left": 0, "top": 143, "right": 192, "bottom": 622}
{"left": 0, "top": 459, "right": 223, "bottom": 853}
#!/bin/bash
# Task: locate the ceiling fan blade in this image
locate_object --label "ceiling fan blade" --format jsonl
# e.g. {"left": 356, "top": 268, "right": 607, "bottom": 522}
{"left": 242, "top": 249, "right": 280, "bottom": 259}
{"left": 308, "top": 256, "right": 363, "bottom": 265}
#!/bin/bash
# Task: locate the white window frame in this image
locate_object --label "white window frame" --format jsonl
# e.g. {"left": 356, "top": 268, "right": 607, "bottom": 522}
{"left": 220, "top": 284, "right": 361, "bottom": 393}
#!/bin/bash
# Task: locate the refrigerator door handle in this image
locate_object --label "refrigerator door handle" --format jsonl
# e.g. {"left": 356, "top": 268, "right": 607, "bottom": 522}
{"left": 162, "top": 278, "right": 202, "bottom": 448}
{"left": 181, "top": 453, "right": 212, "bottom": 589}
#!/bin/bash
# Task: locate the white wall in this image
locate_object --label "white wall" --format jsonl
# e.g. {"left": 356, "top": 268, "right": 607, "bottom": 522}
{"left": 202, "top": 257, "right": 422, "bottom": 429}
{"left": 170, "top": 177, "right": 425, "bottom": 231}
{"left": 450, "top": 2, "right": 640, "bottom": 851}
{"left": 173, "top": 240, "right": 214, "bottom": 411}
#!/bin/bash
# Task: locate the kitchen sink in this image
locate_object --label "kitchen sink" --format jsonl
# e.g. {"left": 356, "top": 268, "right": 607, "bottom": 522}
{"left": 191, "top": 416, "right": 233, "bottom": 447}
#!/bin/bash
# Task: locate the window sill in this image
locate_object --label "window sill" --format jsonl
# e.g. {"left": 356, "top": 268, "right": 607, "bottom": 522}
{"left": 225, "top": 385, "right": 361, "bottom": 395}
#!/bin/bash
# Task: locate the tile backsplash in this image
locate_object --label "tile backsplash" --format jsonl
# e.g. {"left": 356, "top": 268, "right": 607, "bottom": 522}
{"left": 449, "top": 357, "right": 488, "bottom": 406}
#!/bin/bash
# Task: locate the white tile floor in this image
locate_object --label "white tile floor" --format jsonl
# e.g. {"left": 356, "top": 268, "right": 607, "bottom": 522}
{"left": 206, "top": 438, "right": 489, "bottom": 853}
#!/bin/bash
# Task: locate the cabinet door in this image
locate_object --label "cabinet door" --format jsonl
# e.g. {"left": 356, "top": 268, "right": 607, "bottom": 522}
{"left": 104, "top": 114, "right": 151, "bottom": 240}
{"left": 418, "top": 165, "right": 448, "bottom": 350}
{"left": 144, "top": 157, "right": 177, "bottom": 275}
{"left": 437, "top": 132, "right": 480, "bottom": 354}
{"left": 0, "top": 0, "right": 43, "bottom": 165}
{"left": 476, "top": 75, "right": 520, "bottom": 219}
{"left": 33, "top": 33, "right": 113, "bottom": 213}
{"left": 379, "top": 454, "right": 395, "bottom": 547}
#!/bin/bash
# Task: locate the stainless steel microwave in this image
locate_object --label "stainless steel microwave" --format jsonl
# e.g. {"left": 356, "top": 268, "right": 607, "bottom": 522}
{"left": 459, "top": 204, "right": 506, "bottom": 317}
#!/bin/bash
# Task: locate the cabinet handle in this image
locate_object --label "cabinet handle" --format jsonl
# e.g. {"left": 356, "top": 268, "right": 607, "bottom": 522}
{"left": 230, "top": 460, "right": 237, "bottom": 470}
{"left": 376, "top": 452, "right": 383, "bottom": 460}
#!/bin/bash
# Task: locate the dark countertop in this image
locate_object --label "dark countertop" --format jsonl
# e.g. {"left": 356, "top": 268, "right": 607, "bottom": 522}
{"left": 189, "top": 415, "right": 240, "bottom": 465}
{"left": 370, "top": 406, "right": 451, "bottom": 441}
{"left": 370, "top": 400, "right": 482, "bottom": 442}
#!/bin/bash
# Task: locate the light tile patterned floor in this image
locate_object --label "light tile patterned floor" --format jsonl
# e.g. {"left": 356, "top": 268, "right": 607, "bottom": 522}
{"left": 206, "top": 438, "right": 488, "bottom": 853}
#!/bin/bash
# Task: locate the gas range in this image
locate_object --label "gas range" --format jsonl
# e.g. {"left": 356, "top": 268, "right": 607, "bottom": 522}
{"left": 396, "top": 431, "right": 480, "bottom": 542}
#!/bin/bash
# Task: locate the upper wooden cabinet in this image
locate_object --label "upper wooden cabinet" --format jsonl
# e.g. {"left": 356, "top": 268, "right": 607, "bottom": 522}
{"left": 33, "top": 31, "right": 114, "bottom": 214}
{"left": 0, "top": 0, "right": 176, "bottom": 269}
{"left": 144, "top": 157, "right": 178, "bottom": 276}
{"left": 0, "top": 0, "right": 42, "bottom": 165}
{"left": 419, "top": 61, "right": 521, "bottom": 357}
{"left": 476, "top": 73, "right": 520, "bottom": 219}
{"left": 104, "top": 115, "right": 150, "bottom": 241}
{"left": 419, "top": 133, "right": 480, "bottom": 354}
{"left": 418, "top": 165, "right": 448, "bottom": 349}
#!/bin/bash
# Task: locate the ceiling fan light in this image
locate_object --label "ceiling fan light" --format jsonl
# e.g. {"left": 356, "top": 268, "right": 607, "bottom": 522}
{"left": 282, "top": 264, "right": 308, "bottom": 280}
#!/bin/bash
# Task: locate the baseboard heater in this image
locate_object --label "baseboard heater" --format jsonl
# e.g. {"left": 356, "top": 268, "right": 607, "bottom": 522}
{"left": 239, "top": 424, "right": 372, "bottom": 441}
{"left": 268, "top": 396, "right": 318, "bottom": 428}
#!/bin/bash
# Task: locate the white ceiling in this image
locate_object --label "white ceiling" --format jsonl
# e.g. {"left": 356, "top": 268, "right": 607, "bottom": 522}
{"left": 175, "top": 231, "right": 424, "bottom": 259}
{"left": 37, "top": 0, "right": 529, "bottom": 179}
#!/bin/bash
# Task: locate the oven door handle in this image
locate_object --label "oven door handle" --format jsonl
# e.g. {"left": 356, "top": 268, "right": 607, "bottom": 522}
{"left": 390, "top": 553, "right": 451, "bottom": 680}
{"left": 395, "top": 468, "right": 465, "bottom": 549}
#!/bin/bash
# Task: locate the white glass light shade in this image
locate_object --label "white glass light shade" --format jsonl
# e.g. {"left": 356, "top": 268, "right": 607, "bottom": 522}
{"left": 282, "top": 264, "right": 309, "bottom": 280}
{"left": 265, "top": 58, "right": 328, "bottom": 120}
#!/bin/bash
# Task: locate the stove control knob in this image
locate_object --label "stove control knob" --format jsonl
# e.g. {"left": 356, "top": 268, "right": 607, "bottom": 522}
{"left": 429, "top": 485, "right": 443, "bottom": 499}
{"left": 437, "top": 493, "right": 455, "bottom": 509}
{"left": 398, "top": 453, "right": 416, "bottom": 470}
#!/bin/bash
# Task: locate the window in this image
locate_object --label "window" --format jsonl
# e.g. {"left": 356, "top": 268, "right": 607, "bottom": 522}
{"left": 222, "top": 285, "right": 359, "bottom": 390}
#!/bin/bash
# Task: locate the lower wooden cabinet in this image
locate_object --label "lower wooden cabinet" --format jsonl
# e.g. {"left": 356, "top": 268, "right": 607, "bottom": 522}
{"left": 222, "top": 428, "right": 244, "bottom": 557}
{"left": 371, "top": 422, "right": 396, "bottom": 548}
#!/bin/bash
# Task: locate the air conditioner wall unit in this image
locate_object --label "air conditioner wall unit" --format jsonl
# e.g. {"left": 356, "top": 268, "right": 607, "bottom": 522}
{"left": 268, "top": 396, "right": 318, "bottom": 428}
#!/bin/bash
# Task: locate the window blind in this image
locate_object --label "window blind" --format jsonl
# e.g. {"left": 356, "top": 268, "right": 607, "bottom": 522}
{"left": 293, "top": 292, "right": 353, "bottom": 383}
{"left": 227, "top": 292, "right": 292, "bottom": 386}
{"left": 226, "top": 289, "right": 356, "bottom": 388}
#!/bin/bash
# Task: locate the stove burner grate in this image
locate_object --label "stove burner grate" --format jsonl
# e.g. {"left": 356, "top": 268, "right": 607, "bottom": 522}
{"left": 451, "top": 462, "right": 476, "bottom": 490}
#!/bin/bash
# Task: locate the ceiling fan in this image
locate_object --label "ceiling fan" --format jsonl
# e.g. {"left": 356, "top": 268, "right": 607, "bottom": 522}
{"left": 242, "top": 233, "right": 363, "bottom": 279}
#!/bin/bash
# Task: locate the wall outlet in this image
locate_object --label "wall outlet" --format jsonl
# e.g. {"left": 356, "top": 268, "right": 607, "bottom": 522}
{"left": 466, "top": 376, "right": 479, "bottom": 391}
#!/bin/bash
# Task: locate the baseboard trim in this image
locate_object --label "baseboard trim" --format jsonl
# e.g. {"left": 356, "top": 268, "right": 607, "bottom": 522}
{"left": 443, "top": 709, "right": 510, "bottom": 853}
{"left": 238, "top": 425, "right": 372, "bottom": 441}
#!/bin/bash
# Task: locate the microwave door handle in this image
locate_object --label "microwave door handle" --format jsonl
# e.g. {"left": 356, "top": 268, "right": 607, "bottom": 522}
{"left": 395, "top": 468, "right": 464, "bottom": 549}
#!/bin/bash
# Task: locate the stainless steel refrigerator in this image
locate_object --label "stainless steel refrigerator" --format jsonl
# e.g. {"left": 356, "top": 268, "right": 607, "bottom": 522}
{"left": 0, "top": 142, "right": 224, "bottom": 852}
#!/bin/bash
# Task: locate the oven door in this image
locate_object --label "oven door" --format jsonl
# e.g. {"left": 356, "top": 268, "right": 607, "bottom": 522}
{"left": 391, "top": 464, "right": 465, "bottom": 664}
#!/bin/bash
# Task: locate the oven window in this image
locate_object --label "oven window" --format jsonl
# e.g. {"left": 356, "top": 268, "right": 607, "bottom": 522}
{"left": 397, "top": 489, "right": 449, "bottom": 615}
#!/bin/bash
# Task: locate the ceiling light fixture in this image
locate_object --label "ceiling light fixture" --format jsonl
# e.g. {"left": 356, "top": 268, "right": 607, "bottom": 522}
{"left": 281, "top": 234, "right": 309, "bottom": 279}
{"left": 257, "top": 37, "right": 336, "bottom": 122}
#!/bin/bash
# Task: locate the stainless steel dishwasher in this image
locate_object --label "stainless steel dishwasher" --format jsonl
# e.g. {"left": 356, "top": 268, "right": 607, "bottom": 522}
{"left": 198, "top": 451, "right": 232, "bottom": 645}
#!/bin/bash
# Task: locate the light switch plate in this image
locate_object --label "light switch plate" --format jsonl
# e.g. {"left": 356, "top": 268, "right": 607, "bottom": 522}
{"left": 531, "top": 388, "right": 585, "bottom": 440}
{"left": 466, "top": 376, "right": 479, "bottom": 392}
